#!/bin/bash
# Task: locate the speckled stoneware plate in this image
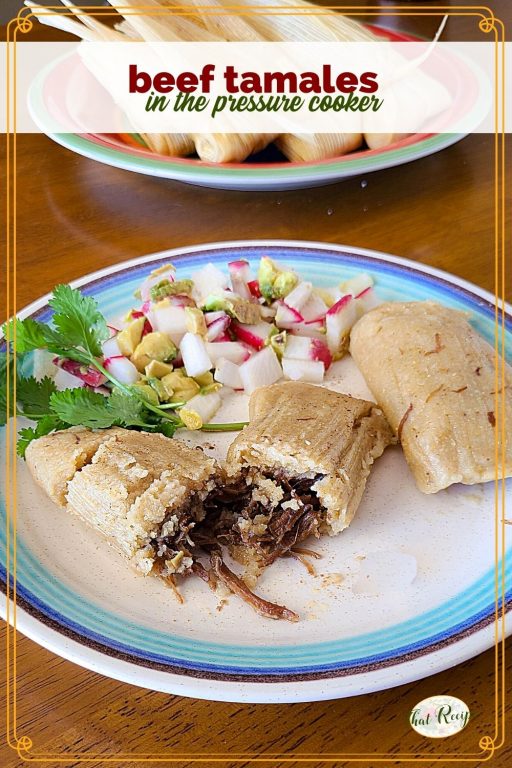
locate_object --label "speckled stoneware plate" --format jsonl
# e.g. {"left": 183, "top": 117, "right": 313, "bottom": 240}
{"left": 27, "top": 25, "right": 485, "bottom": 191}
{"left": 1, "top": 241, "right": 510, "bottom": 703}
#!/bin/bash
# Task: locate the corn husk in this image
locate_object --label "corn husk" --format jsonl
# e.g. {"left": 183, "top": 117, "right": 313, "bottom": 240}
{"left": 141, "top": 132, "right": 195, "bottom": 156}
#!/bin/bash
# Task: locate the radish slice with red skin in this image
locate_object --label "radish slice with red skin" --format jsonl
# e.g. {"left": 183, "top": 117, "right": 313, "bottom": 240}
{"left": 247, "top": 280, "right": 261, "bottom": 299}
{"left": 326, "top": 294, "right": 357, "bottom": 354}
{"left": 54, "top": 368, "right": 85, "bottom": 391}
{"left": 206, "top": 341, "right": 250, "bottom": 365}
{"left": 206, "top": 315, "right": 231, "bottom": 342}
{"left": 232, "top": 321, "right": 273, "bottom": 351}
{"left": 300, "top": 293, "right": 328, "bottom": 323}
{"left": 284, "top": 281, "right": 313, "bottom": 313}
{"left": 204, "top": 311, "right": 228, "bottom": 326}
{"left": 104, "top": 355, "right": 139, "bottom": 385}
{"left": 356, "top": 286, "right": 382, "bottom": 315}
{"left": 275, "top": 301, "right": 304, "bottom": 328}
{"left": 102, "top": 335, "right": 122, "bottom": 359}
{"left": 53, "top": 358, "right": 107, "bottom": 388}
{"left": 228, "top": 260, "right": 252, "bottom": 300}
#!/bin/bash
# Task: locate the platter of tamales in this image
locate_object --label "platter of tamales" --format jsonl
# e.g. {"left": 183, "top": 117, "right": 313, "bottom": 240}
{"left": 25, "top": 0, "right": 481, "bottom": 190}
{"left": 1, "top": 240, "right": 510, "bottom": 701}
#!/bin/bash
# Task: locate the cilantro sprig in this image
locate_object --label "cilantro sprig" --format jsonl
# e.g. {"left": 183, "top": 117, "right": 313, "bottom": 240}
{"left": 1, "top": 284, "right": 244, "bottom": 457}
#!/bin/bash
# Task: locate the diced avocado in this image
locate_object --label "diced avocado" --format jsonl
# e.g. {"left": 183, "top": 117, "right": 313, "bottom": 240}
{"left": 203, "top": 294, "right": 261, "bottom": 324}
{"left": 145, "top": 360, "right": 174, "bottom": 379}
{"left": 150, "top": 279, "right": 193, "bottom": 302}
{"left": 147, "top": 377, "right": 169, "bottom": 402}
{"left": 273, "top": 271, "right": 298, "bottom": 299}
{"left": 193, "top": 371, "right": 215, "bottom": 388}
{"left": 267, "top": 327, "right": 287, "bottom": 358}
{"left": 257, "top": 257, "right": 297, "bottom": 301}
{"left": 258, "top": 257, "right": 279, "bottom": 301}
{"left": 131, "top": 332, "right": 177, "bottom": 372}
{"left": 185, "top": 307, "right": 207, "bottom": 335}
{"left": 193, "top": 371, "right": 222, "bottom": 394}
{"left": 161, "top": 371, "right": 200, "bottom": 403}
{"left": 116, "top": 317, "right": 145, "bottom": 357}
{"left": 131, "top": 383, "right": 160, "bottom": 406}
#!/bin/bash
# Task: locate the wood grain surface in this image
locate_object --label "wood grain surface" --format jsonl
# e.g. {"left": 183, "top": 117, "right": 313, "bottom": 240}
{"left": 1, "top": 1, "right": 511, "bottom": 766}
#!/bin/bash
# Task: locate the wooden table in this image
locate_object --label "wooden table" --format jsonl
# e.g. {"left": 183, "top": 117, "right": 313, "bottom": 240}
{"left": 1, "top": 1, "right": 511, "bottom": 765}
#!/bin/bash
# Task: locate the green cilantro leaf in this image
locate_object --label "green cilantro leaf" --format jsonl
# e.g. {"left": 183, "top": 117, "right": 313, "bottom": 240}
{"left": 144, "top": 421, "right": 179, "bottom": 438}
{"left": 48, "top": 285, "right": 108, "bottom": 358}
{"left": 2, "top": 318, "right": 50, "bottom": 354}
{"left": 106, "top": 389, "right": 150, "bottom": 427}
{"left": 16, "top": 414, "right": 67, "bottom": 458}
{"left": 16, "top": 376, "right": 57, "bottom": 418}
{"left": 49, "top": 388, "right": 116, "bottom": 429}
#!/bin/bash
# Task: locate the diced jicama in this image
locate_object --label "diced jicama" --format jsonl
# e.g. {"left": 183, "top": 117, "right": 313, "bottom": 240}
{"left": 206, "top": 341, "right": 250, "bottom": 365}
{"left": 102, "top": 335, "right": 122, "bottom": 359}
{"left": 325, "top": 295, "right": 357, "bottom": 354}
{"left": 104, "top": 355, "right": 139, "bottom": 385}
{"left": 288, "top": 322, "right": 326, "bottom": 339}
{"left": 232, "top": 321, "right": 273, "bottom": 350}
{"left": 54, "top": 367, "right": 85, "bottom": 391}
{"left": 191, "top": 263, "right": 229, "bottom": 305}
{"left": 239, "top": 346, "right": 283, "bottom": 394}
{"left": 150, "top": 303, "right": 188, "bottom": 345}
{"left": 282, "top": 358, "right": 325, "bottom": 383}
{"left": 356, "top": 286, "right": 381, "bottom": 315}
{"left": 275, "top": 301, "right": 304, "bottom": 328}
{"left": 340, "top": 272, "right": 374, "bottom": 297}
{"left": 283, "top": 281, "right": 312, "bottom": 312}
{"left": 228, "top": 259, "right": 252, "bottom": 300}
{"left": 300, "top": 292, "right": 328, "bottom": 323}
{"left": 206, "top": 314, "right": 231, "bottom": 342}
{"left": 204, "top": 310, "right": 227, "bottom": 326}
{"left": 214, "top": 358, "right": 244, "bottom": 390}
{"left": 180, "top": 333, "right": 212, "bottom": 378}
{"left": 179, "top": 391, "right": 222, "bottom": 430}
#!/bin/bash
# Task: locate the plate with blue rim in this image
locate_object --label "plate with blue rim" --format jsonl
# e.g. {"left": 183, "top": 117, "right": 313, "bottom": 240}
{"left": 1, "top": 240, "right": 510, "bottom": 703}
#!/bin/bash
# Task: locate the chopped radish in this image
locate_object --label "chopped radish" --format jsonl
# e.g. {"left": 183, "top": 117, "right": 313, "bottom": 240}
{"left": 206, "top": 314, "right": 231, "bottom": 342}
{"left": 283, "top": 335, "right": 312, "bottom": 360}
{"left": 232, "top": 321, "right": 272, "bottom": 350}
{"left": 284, "top": 281, "right": 313, "bottom": 312}
{"left": 310, "top": 338, "right": 333, "bottom": 368}
{"left": 228, "top": 259, "right": 252, "bottom": 299}
{"left": 247, "top": 280, "right": 261, "bottom": 298}
{"left": 214, "top": 358, "right": 244, "bottom": 390}
{"left": 102, "top": 336, "right": 122, "bottom": 359}
{"left": 180, "top": 333, "right": 212, "bottom": 378}
{"left": 356, "top": 286, "right": 381, "bottom": 315}
{"left": 150, "top": 304, "right": 188, "bottom": 345}
{"left": 259, "top": 304, "right": 276, "bottom": 321}
{"left": 104, "top": 355, "right": 139, "bottom": 385}
{"left": 206, "top": 341, "right": 250, "bottom": 365}
{"left": 215, "top": 333, "right": 232, "bottom": 343}
{"left": 204, "top": 311, "right": 227, "bottom": 326}
{"left": 54, "top": 367, "right": 85, "bottom": 391}
{"left": 53, "top": 358, "right": 107, "bottom": 388}
{"left": 191, "top": 263, "right": 229, "bottom": 305}
{"left": 283, "top": 336, "right": 332, "bottom": 369}
{"left": 287, "top": 322, "right": 326, "bottom": 339}
{"left": 275, "top": 301, "right": 304, "bottom": 328}
{"left": 300, "top": 293, "right": 328, "bottom": 323}
{"left": 129, "top": 310, "right": 153, "bottom": 336}
{"left": 282, "top": 358, "right": 325, "bottom": 383}
{"left": 239, "top": 346, "right": 283, "bottom": 394}
{"left": 340, "top": 272, "right": 374, "bottom": 297}
{"left": 325, "top": 295, "right": 357, "bottom": 354}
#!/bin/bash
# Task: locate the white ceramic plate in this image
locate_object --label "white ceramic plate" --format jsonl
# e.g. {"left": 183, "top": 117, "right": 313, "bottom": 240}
{"left": 1, "top": 241, "right": 510, "bottom": 702}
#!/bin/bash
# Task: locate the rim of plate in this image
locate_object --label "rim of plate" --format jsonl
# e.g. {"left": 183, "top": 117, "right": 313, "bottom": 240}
{"left": 1, "top": 240, "right": 510, "bottom": 702}
{"left": 26, "top": 22, "right": 487, "bottom": 187}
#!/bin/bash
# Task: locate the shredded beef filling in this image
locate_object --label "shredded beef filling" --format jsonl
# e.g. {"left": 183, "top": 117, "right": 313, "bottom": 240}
{"left": 152, "top": 473, "right": 325, "bottom": 621}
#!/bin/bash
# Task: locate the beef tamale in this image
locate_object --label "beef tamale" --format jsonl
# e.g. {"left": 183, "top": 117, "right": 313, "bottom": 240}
{"left": 350, "top": 301, "right": 512, "bottom": 493}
